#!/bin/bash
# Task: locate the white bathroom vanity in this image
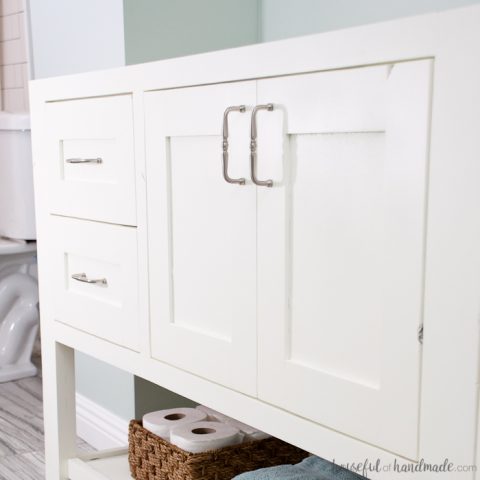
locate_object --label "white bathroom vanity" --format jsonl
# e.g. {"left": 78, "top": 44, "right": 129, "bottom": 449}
{"left": 30, "top": 5, "right": 480, "bottom": 479}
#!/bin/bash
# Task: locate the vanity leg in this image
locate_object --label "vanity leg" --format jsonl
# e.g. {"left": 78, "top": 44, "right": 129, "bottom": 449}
{"left": 42, "top": 339, "right": 76, "bottom": 480}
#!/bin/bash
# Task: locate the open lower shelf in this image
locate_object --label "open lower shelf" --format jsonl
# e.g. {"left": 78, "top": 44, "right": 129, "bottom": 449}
{"left": 68, "top": 448, "right": 131, "bottom": 480}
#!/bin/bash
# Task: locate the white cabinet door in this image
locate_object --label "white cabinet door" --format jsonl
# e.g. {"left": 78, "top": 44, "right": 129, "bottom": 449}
{"left": 256, "top": 61, "right": 432, "bottom": 458}
{"left": 146, "top": 82, "right": 257, "bottom": 395}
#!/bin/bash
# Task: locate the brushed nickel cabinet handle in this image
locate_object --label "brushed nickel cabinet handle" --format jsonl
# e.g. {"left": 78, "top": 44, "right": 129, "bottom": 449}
{"left": 250, "top": 104, "right": 274, "bottom": 187}
{"left": 71, "top": 273, "right": 107, "bottom": 286}
{"left": 65, "top": 157, "right": 102, "bottom": 164}
{"left": 222, "top": 105, "right": 246, "bottom": 185}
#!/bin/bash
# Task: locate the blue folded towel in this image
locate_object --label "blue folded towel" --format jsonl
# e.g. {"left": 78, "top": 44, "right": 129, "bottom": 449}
{"left": 233, "top": 456, "right": 365, "bottom": 480}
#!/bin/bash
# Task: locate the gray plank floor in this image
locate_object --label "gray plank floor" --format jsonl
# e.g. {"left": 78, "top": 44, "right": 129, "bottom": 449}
{"left": 0, "top": 356, "right": 92, "bottom": 480}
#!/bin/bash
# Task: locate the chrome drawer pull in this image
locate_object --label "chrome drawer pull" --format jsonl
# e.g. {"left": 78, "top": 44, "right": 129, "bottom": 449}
{"left": 65, "top": 157, "right": 102, "bottom": 164}
{"left": 250, "top": 104, "right": 274, "bottom": 187}
{"left": 222, "top": 105, "right": 246, "bottom": 185}
{"left": 71, "top": 273, "right": 107, "bottom": 286}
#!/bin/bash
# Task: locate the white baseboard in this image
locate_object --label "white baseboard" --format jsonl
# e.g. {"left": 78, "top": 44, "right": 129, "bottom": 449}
{"left": 76, "top": 393, "right": 129, "bottom": 450}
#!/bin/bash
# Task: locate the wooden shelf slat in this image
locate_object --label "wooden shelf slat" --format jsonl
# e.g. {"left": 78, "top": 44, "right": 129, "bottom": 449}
{"left": 68, "top": 449, "right": 131, "bottom": 480}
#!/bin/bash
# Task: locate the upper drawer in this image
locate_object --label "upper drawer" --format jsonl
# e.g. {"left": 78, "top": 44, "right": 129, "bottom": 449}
{"left": 44, "top": 95, "right": 136, "bottom": 225}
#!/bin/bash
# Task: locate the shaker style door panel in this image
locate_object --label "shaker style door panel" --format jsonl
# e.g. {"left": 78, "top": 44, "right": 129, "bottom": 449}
{"left": 145, "top": 82, "right": 257, "bottom": 395}
{"left": 44, "top": 95, "right": 136, "bottom": 225}
{"left": 48, "top": 216, "right": 140, "bottom": 351}
{"left": 256, "top": 61, "right": 432, "bottom": 458}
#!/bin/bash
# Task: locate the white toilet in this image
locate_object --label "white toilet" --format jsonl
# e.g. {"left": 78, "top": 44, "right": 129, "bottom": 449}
{"left": 0, "top": 112, "right": 39, "bottom": 383}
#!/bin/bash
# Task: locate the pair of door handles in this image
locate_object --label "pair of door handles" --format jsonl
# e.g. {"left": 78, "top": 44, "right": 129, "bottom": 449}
{"left": 223, "top": 103, "right": 274, "bottom": 188}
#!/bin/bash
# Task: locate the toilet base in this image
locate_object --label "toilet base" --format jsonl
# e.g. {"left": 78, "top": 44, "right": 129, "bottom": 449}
{"left": 0, "top": 361, "right": 37, "bottom": 383}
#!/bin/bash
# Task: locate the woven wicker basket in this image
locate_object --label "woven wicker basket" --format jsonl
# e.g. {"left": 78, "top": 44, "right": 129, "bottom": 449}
{"left": 128, "top": 420, "right": 309, "bottom": 480}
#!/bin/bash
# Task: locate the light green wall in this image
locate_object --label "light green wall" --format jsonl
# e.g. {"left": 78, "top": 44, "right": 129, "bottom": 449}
{"left": 260, "top": 0, "right": 480, "bottom": 41}
{"left": 75, "top": 352, "right": 135, "bottom": 420}
{"left": 123, "top": 0, "right": 260, "bottom": 64}
{"left": 74, "top": 351, "right": 197, "bottom": 421}
{"left": 124, "top": 0, "right": 480, "bottom": 65}
{"left": 134, "top": 376, "right": 196, "bottom": 419}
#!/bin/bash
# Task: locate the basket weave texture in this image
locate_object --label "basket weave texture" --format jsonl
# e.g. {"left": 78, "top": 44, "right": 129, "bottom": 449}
{"left": 128, "top": 420, "right": 309, "bottom": 480}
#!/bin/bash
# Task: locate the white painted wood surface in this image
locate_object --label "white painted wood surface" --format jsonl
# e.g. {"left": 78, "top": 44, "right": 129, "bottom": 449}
{"left": 48, "top": 216, "right": 140, "bottom": 351}
{"left": 257, "top": 60, "right": 432, "bottom": 459}
{"left": 54, "top": 322, "right": 411, "bottom": 479}
{"left": 30, "top": 5, "right": 480, "bottom": 479}
{"left": 69, "top": 451, "right": 130, "bottom": 480}
{"left": 44, "top": 95, "right": 136, "bottom": 226}
{"left": 40, "top": 340, "right": 76, "bottom": 480}
{"left": 146, "top": 82, "right": 257, "bottom": 395}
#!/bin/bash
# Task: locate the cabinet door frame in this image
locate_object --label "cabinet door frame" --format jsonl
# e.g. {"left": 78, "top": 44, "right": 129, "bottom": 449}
{"left": 256, "top": 61, "right": 432, "bottom": 459}
{"left": 145, "top": 81, "right": 258, "bottom": 396}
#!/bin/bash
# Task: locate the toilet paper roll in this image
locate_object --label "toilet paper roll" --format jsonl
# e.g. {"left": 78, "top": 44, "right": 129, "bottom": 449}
{"left": 196, "top": 405, "right": 270, "bottom": 441}
{"left": 143, "top": 408, "right": 207, "bottom": 440}
{"left": 170, "top": 421, "right": 243, "bottom": 453}
{"left": 244, "top": 431, "right": 271, "bottom": 441}
{"left": 224, "top": 418, "right": 270, "bottom": 441}
{"left": 195, "top": 405, "right": 230, "bottom": 422}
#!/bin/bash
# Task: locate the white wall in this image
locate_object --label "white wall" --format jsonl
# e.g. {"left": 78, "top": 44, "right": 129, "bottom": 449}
{"left": 27, "top": 0, "right": 124, "bottom": 78}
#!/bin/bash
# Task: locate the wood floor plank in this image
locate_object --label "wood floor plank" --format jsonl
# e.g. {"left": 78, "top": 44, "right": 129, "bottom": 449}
{"left": 0, "top": 356, "right": 94, "bottom": 478}
{"left": 0, "top": 451, "right": 45, "bottom": 480}
{"left": 0, "top": 375, "right": 44, "bottom": 456}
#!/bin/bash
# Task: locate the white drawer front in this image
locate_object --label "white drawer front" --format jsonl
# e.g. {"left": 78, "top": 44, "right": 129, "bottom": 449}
{"left": 48, "top": 216, "right": 140, "bottom": 350}
{"left": 45, "top": 95, "right": 136, "bottom": 225}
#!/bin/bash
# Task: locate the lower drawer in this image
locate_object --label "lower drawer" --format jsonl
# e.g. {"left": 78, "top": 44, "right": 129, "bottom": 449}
{"left": 48, "top": 216, "right": 140, "bottom": 350}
